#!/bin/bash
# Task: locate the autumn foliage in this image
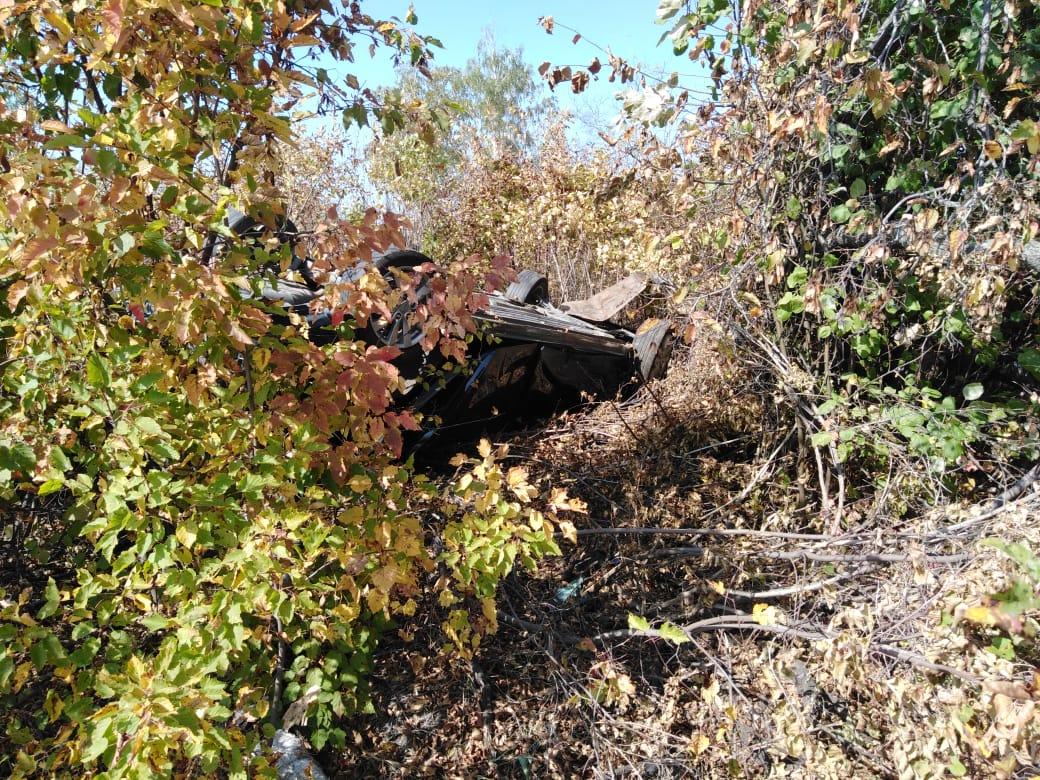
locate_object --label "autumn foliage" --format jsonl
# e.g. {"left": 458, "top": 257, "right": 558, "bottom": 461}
{"left": 0, "top": 1, "right": 581, "bottom": 776}
{"left": 3, "top": 0, "right": 1040, "bottom": 777}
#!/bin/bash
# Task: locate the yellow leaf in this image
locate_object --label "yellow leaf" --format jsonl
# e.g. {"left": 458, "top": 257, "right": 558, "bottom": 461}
{"left": 506, "top": 466, "right": 528, "bottom": 489}
{"left": 690, "top": 733, "right": 710, "bottom": 756}
{"left": 175, "top": 519, "right": 197, "bottom": 549}
{"left": 44, "top": 690, "right": 64, "bottom": 722}
{"left": 438, "top": 589, "right": 457, "bottom": 607}
{"left": 878, "top": 138, "right": 902, "bottom": 157}
{"left": 477, "top": 438, "right": 492, "bottom": 459}
{"left": 227, "top": 319, "right": 253, "bottom": 348}
{"left": 701, "top": 676, "right": 720, "bottom": 706}
{"left": 984, "top": 140, "right": 1003, "bottom": 160}
{"left": 339, "top": 506, "right": 364, "bottom": 525}
{"left": 481, "top": 596, "right": 497, "bottom": 625}
{"left": 40, "top": 119, "right": 72, "bottom": 133}
{"left": 348, "top": 474, "right": 372, "bottom": 493}
{"left": 752, "top": 603, "right": 776, "bottom": 625}
{"left": 549, "top": 488, "right": 587, "bottom": 513}
{"left": 963, "top": 605, "right": 996, "bottom": 625}
{"left": 366, "top": 588, "right": 388, "bottom": 613}
{"left": 13, "top": 662, "right": 31, "bottom": 693}
{"left": 251, "top": 347, "right": 271, "bottom": 370}
{"left": 42, "top": 8, "right": 72, "bottom": 38}
{"left": 127, "top": 655, "right": 147, "bottom": 682}
{"left": 558, "top": 519, "right": 577, "bottom": 544}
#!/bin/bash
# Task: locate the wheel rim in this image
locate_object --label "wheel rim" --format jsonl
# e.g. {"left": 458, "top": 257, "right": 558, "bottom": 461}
{"left": 371, "top": 267, "right": 430, "bottom": 348}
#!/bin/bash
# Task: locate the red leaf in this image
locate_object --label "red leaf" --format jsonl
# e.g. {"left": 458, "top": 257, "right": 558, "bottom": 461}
{"left": 102, "top": 0, "right": 123, "bottom": 40}
{"left": 367, "top": 346, "right": 401, "bottom": 363}
{"left": 24, "top": 236, "right": 58, "bottom": 261}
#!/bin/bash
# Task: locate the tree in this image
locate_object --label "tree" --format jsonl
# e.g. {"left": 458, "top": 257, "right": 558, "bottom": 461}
{"left": 368, "top": 35, "right": 555, "bottom": 230}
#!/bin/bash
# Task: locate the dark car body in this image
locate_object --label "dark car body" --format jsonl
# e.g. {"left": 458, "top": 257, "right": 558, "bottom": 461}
{"left": 230, "top": 213, "right": 673, "bottom": 451}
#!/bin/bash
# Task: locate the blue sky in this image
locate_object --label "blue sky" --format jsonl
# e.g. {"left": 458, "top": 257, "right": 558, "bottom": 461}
{"left": 344, "top": 1, "right": 691, "bottom": 130}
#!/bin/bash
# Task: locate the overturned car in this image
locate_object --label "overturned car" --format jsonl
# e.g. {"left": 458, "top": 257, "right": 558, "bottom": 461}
{"left": 230, "top": 212, "right": 674, "bottom": 451}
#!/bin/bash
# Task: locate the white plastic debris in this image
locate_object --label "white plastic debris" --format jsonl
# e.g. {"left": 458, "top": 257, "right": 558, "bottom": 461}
{"left": 272, "top": 729, "right": 328, "bottom": 780}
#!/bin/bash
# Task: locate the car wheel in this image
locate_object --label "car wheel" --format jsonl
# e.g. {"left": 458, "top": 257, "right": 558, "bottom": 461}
{"left": 369, "top": 250, "right": 434, "bottom": 350}
{"left": 374, "top": 249, "right": 434, "bottom": 274}
{"left": 633, "top": 321, "right": 673, "bottom": 382}
{"left": 505, "top": 269, "right": 550, "bottom": 305}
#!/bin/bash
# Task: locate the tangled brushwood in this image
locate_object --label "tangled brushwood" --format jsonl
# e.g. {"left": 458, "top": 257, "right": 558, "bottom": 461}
{"left": 338, "top": 0, "right": 1039, "bottom": 777}
{"left": 333, "top": 338, "right": 1038, "bottom": 779}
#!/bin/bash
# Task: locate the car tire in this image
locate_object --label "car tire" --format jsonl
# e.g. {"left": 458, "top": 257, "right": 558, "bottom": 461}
{"left": 374, "top": 249, "right": 434, "bottom": 274}
{"left": 505, "top": 269, "right": 550, "bottom": 305}
{"left": 633, "top": 321, "right": 673, "bottom": 382}
{"left": 369, "top": 250, "right": 435, "bottom": 351}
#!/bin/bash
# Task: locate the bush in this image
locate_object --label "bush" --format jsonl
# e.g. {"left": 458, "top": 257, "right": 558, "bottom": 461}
{"left": 0, "top": 3, "right": 568, "bottom": 776}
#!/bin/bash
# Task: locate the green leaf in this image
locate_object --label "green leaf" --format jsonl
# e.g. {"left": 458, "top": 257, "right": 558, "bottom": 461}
{"left": 657, "top": 621, "right": 690, "bottom": 645}
{"left": 37, "top": 578, "right": 60, "bottom": 619}
{"left": 627, "top": 613, "right": 651, "bottom": 632}
{"left": 810, "top": 431, "right": 837, "bottom": 447}
{"left": 38, "top": 479, "right": 64, "bottom": 496}
{"left": 135, "top": 417, "right": 163, "bottom": 437}
{"left": 962, "top": 383, "right": 983, "bottom": 401}
{"left": 0, "top": 442, "right": 35, "bottom": 475}
{"left": 81, "top": 722, "right": 112, "bottom": 762}
{"left": 112, "top": 232, "right": 135, "bottom": 258}
{"left": 829, "top": 204, "right": 851, "bottom": 224}
{"left": 86, "top": 353, "right": 110, "bottom": 388}
{"left": 948, "top": 758, "right": 967, "bottom": 777}
{"left": 849, "top": 178, "right": 866, "bottom": 198}
{"left": 785, "top": 196, "right": 802, "bottom": 220}
{"left": 140, "top": 614, "right": 171, "bottom": 630}
{"left": 787, "top": 265, "right": 808, "bottom": 289}
{"left": 96, "top": 148, "right": 118, "bottom": 175}
{"left": 43, "top": 133, "right": 86, "bottom": 150}
{"left": 49, "top": 446, "right": 72, "bottom": 473}
{"left": 1017, "top": 348, "right": 1040, "bottom": 381}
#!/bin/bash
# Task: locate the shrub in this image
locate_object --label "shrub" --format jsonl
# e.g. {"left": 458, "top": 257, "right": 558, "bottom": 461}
{"left": 0, "top": 2, "right": 566, "bottom": 776}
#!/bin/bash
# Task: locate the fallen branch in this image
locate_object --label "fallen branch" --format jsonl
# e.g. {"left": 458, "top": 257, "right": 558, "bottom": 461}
{"left": 576, "top": 526, "right": 838, "bottom": 542}
{"left": 754, "top": 549, "right": 968, "bottom": 564}
{"left": 592, "top": 614, "right": 982, "bottom": 684}
{"left": 655, "top": 566, "right": 874, "bottom": 611}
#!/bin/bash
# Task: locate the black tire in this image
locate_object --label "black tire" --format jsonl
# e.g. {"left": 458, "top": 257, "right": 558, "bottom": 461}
{"left": 505, "top": 269, "right": 550, "bottom": 305}
{"left": 368, "top": 250, "right": 435, "bottom": 351}
{"left": 633, "top": 321, "right": 674, "bottom": 382}
{"left": 374, "top": 249, "right": 434, "bottom": 274}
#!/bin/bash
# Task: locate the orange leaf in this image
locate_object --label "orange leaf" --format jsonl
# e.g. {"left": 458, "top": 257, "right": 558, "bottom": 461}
{"left": 6, "top": 280, "right": 29, "bottom": 309}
